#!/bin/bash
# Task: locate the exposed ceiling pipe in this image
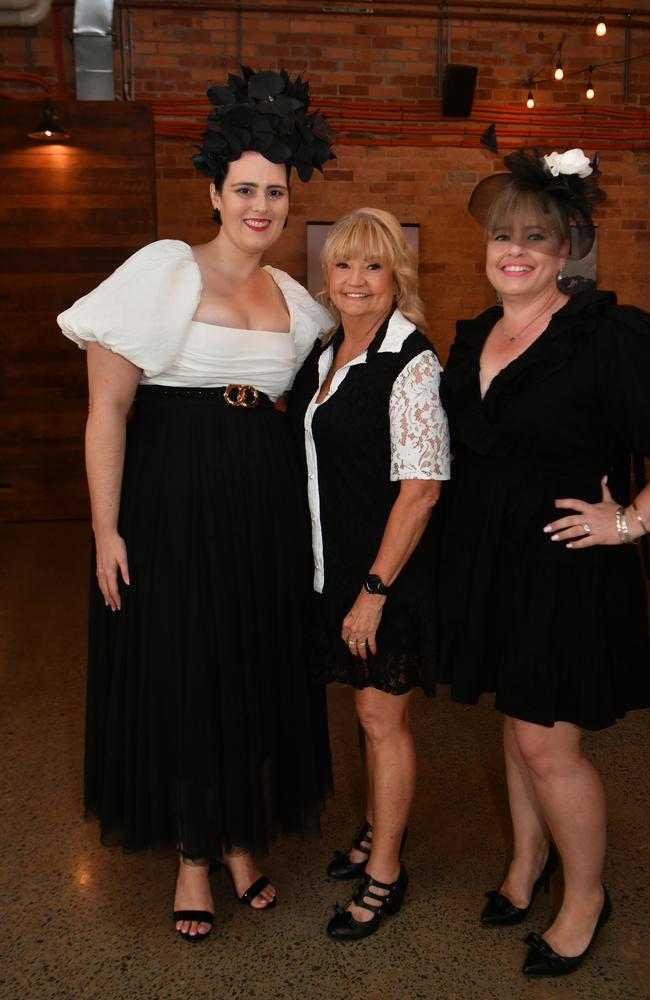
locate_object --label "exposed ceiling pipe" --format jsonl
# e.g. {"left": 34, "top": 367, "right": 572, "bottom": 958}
{"left": 1, "top": 0, "right": 45, "bottom": 10}
{"left": 0, "top": 0, "right": 51, "bottom": 27}
{"left": 73, "top": 0, "right": 115, "bottom": 100}
{"left": 69, "top": 0, "right": 646, "bottom": 31}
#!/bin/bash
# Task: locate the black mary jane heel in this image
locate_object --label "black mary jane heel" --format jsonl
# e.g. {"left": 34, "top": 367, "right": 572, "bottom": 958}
{"left": 326, "top": 866, "right": 408, "bottom": 941}
{"left": 481, "top": 844, "right": 559, "bottom": 926}
{"left": 327, "top": 822, "right": 408, "bottom": 881}
{"left": 326, "top": 820, "right": 373, "bottom": 880}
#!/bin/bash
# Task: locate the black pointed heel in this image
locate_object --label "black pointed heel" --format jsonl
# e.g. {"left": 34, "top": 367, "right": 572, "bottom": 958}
{"left": 326, "top": 822, "right": 408, "bottom": 881}
{"left": 481, "top": 844, "right": 559, "bottom": 926}
{"left": 522, "top": 886, "right": 612, "bottom": 976}
{"left": 327, "top": 866, "right": 408, "bottom": 941}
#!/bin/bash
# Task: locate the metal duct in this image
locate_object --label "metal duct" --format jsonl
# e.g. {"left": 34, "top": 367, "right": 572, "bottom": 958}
{"left": 73, "top": 0, "right": 115, "bottom": 101}
{"left": 0, "top": 0, "right": 51, "bottom": 27}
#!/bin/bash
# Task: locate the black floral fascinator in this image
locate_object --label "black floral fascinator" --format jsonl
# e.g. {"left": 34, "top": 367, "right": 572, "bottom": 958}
{"left": 192, "top": 65, "right": 335, "bottom": 183}
{"left": 468, "top": 147, "right": 606, "bottom": 259}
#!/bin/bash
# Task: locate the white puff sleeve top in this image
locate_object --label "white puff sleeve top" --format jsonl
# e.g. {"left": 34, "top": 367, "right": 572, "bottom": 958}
{"left": 57, "top": 240, "right": 331, "bottom": 399}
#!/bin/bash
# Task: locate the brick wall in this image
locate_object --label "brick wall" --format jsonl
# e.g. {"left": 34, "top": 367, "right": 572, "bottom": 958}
{"left": 2, "top": 2, "right": 650, "bottom": 355}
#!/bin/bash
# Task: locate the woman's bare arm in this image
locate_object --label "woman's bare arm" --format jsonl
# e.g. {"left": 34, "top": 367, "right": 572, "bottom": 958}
{"left": 342, "top": 479, "right": 442, "bottom": 660}
{"left": 85, "top": 342, "right": 141, "bottom": 610}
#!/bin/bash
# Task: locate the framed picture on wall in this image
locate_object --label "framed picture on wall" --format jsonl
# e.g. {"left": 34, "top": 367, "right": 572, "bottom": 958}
{"left": 306, "top": 221, "right": 420, "bottom": 297}
{"left": 558, "top": 229, "right": 598, "bottom": 295}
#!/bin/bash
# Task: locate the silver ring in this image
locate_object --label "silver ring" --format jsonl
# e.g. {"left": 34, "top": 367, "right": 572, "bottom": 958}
{"left": 582, "top": 523, "right": 591, "bottom": 534}
{"left": 358, "top": 640, "right": 367, "bottom": 645}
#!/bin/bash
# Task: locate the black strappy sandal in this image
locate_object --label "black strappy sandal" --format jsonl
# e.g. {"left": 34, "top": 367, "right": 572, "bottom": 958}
{"left": 327, "top": 820, "right": 374, "bottom": 880}
{"left": 173, "top": 909, "right": 215, "bottom": 942}
{"left": 238, "top": 874, "right": 276, "bottom": 910}
{"left": 173, "top": 856, "right": 216, "bottom": 942}
{"left": 327, "top": 866, "right": 408, "bottom": 941}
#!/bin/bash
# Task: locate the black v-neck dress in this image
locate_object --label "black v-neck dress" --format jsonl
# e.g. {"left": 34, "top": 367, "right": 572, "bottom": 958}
{"left": 438, "top": 290, "right": 650, "bottom": 729}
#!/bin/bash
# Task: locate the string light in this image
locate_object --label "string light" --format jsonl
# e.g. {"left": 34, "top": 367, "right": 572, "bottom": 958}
{"left": 554, "top": 42, "right": 564, "bottom": 80}
{"left": 586, "top": 67, "right": 595, "bottom": 99}
{"left": 526, "top": 80, "right": 535, "bottom": 109}
{"left": 596, "top": 2, "right": 607, "bottom": 37}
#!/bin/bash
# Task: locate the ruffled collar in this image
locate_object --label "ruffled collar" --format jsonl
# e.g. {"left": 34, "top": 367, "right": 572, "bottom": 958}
{"left": 451, "top": 290, "right": 616, "bottom": 399}
{"left": 442, "top": 290, "right": 617, "bottom": 455}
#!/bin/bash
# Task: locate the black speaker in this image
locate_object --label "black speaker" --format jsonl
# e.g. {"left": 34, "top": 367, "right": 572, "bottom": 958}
{"left": 442, "top": 64, "right": 478, "bottom": 117}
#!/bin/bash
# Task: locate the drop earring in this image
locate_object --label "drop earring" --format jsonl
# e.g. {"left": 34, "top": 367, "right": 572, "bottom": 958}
{"left": 212, "top": 208, "right": 222, "bottom": 224}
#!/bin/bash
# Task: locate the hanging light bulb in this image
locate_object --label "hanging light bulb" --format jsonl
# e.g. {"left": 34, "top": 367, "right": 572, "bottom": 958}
{"left": 526, "top": 90, "right": 535, "bottom": 109}
{"left": 586, "top": 69, "right": 595, "bottom": 99}
{"left": 554, "top": 42, "right": 564, "bottom": 81}
{"left": 596, "top": 3, "right": 607, "bottom": 36}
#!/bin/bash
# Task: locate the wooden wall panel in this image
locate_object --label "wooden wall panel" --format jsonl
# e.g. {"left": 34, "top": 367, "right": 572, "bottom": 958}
{"left": 0, "top": 101, "right": 157, "bottom": 521}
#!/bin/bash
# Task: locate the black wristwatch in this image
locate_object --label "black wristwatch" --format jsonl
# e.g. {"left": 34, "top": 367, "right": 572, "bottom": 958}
{"left": 364, "top": 573, "right": 390, "bottom": 596}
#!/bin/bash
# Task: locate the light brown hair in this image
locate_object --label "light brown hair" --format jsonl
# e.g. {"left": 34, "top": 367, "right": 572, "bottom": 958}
{"left": 485, "top": 184, "right": 569, "bottom": 249}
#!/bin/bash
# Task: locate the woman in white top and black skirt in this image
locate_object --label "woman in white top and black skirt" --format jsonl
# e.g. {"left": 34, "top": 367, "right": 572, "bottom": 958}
{"left": 57, "top": 67, "right": 334, "bottom": 942}
{"left": 288, "top": 208, "right": 451, "bottom": 940}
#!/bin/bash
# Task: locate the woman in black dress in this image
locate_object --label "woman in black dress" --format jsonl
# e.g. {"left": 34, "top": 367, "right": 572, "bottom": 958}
{"left": 289, "top": 208, "right": 450, "bottom": 940}
{"left": 439, "top": 148, "right": 650, "bottom": 976}
{"left": 57, "top": 67, "right": 334, "bottom": 942}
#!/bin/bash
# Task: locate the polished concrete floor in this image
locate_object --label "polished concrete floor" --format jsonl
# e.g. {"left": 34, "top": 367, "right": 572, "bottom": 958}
{"left": 1, "top": 521, "right": 649, "bottom": 1000}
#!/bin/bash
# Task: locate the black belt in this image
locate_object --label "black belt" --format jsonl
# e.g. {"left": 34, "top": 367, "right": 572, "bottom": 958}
{"left": 136, "top": 384, "right": 275, "bottom": 409}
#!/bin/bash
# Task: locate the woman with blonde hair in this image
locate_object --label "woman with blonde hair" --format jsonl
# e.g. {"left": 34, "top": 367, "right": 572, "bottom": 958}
{"left": 288, "top": 207, "right": 450, "bottom": 940}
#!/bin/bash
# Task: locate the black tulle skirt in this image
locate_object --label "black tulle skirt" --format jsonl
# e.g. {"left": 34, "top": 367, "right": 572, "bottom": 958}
{"left": 85, "top": 385, "right": 332, "bottom": 858}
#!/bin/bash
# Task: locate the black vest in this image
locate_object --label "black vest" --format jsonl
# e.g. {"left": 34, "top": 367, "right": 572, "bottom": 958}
{"left": 288, "top": 311, "right": 435, "bottom": 606}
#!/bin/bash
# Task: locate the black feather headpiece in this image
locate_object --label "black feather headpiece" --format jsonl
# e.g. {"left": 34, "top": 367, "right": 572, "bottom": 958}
{"left": 192, "top": 65, "right": 335, "bottom": 182}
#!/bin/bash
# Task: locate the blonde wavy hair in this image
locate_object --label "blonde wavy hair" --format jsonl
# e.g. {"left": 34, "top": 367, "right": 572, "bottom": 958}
{"left": 317, "top": 207, "right": 430, "bottom": 341}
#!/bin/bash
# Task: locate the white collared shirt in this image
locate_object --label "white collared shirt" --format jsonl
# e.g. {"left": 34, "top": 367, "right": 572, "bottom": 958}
{"left": 303, "top": 309, "right": 451, "bottom": 592}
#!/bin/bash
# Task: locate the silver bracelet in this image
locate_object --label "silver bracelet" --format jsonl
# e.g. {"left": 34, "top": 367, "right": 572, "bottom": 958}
{"left": 631, "top": 502, "right": 649, "bottom": 536}
{"left": 615, "top": 506, "right": 636, "bottom": 545}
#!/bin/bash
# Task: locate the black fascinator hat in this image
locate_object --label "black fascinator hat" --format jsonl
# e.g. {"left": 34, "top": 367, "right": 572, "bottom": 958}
{"left": 192, "top": 65, "right": 335, "bottom": 183}
{"left": 468, "top": 147, "right": 606, "bottom": 260}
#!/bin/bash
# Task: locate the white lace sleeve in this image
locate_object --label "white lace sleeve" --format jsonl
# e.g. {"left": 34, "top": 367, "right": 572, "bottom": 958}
{"left": 389, "top": 350, "right": 451, "bottom": 481}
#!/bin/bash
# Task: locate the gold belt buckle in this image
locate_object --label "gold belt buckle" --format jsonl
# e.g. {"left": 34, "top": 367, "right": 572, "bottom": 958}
{"left": 223, "top": 384, "right": 260, "bottom": 408}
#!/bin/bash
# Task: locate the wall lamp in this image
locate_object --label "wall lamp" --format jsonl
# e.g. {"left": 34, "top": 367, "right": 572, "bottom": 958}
{"left": 28, "top": 101, "right": 70, "bottom": 141}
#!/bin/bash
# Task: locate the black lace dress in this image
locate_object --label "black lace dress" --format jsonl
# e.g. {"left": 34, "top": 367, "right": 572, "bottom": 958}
{"left": 438, "top": 290, "right": 650, "bottom": 729}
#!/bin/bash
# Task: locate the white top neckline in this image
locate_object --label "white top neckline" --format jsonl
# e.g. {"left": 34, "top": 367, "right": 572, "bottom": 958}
{"left": 190, "top": 318, "right": 290, "bottom": 336}
{"left": 57, "top": 239, "right": 332, "bottom": 380}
